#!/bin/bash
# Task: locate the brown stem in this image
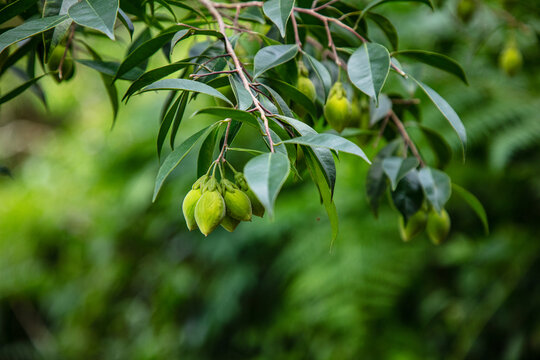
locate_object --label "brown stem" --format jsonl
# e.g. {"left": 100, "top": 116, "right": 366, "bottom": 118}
{"left": 216, "top": 120, "right": 232, "bottom": 163}
{"left": 323, "top": 18, "right": 341, "bottom": 67}
{"left": 389, "top": 111, "right": 425, "bottom": 167}
{"left": 213, "top": 1, "right": 263, "bottom": 9}
{"left": 290, "top": 13, "right": 302, "bottom": 49}
{"left": 58, "top": 24, "right": 76, "bottom": 80}
{"left": 391, "top": 98, "right": 420, "bottom": 105}
{"left": 201, "top": 0, "right": 275, "bottom": 152}
{"left": 312, "top": 0, "right": 341, "bottom": 12}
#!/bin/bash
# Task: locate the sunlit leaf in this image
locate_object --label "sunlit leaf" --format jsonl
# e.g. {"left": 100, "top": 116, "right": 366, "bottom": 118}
{"left": 382, "top": 157, "right": 419, "bottom": 190}
{"left": 253, "top": 44, "right": 298, "bottom": 79}
{"left": 262, "top": 0, "right": 295, "bottom": 38}
{"left": 348, "top": 42, "right": 390, "bottom": 103}
{"left": 68, "top": 0, "right": 119, "bottom": 40}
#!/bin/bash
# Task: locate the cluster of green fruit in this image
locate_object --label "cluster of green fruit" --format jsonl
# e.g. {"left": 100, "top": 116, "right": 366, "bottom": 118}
{"left": 182, "top": 173, "right": 264, "bottom": 236}
{"left": 398, "top": 207, "right": 451, "bottom": 245}
{"left": 47, "top": 45, "right": 75, "bottom": 83}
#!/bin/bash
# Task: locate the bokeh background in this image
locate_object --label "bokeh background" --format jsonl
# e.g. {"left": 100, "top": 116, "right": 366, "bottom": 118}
{"left": 1, "top": 0, "right": 540, "bottom": 359}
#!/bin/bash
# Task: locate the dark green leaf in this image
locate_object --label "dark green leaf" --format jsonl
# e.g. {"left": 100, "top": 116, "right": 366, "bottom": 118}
{"left": 265, "top": 78, "right": 317, "bottom": 117}
{"left": 395, "top": 50, "right": 468, "bottom": 84}
{"left": 253, "top": 44, "right": 298, "bottom": 79}
{"left": 262, "top": 0, "right": 295, "bottom": 38}
{"left": 0, "top": 165, "right": 12, "bottom": 177}
{"left": 42, "top": 0, "right": 76, "bottom": 63}
{"left": 418, "top": 167, "right": 451, "bottom": 213}
{"left": 416, "top": 124, "right": 452, "bottom": 168}
{"left": 452, "top": 183, "right": 489, "bottom": 234}
{"left": 194, "top": 107, "right": 260, "bottom": 128}
{"left": 244, "top": 152, "right": 290, "bottom": 218}
{"left": 197, "top": 126, "right": 219, "bottom": 177}
{"left": 382, "top": 157, "right": 419, "bottom": 190}
{"left": 239, "top": 6, "right": 265, "bottom": 24}
{"left": 0, "top": 0, "right": 38, "bottom": 25}
{"left": 170, "top": 29, "right": 190, "bottom": 55}
{"left": 68, "top": 0, "right": 119, "bottom": 40}
{"left": 229, "top": 74, "right": 253, "bottom": 110}
{"left": 157, "top": 93, "right": 181, "bottom": 158}
{"left": 366, "top": 12, "right": 398, "bottom": 51}
{"left": 117, "top": 8, "right": 134, "bottom": 39}
{"left": 391, "top": 170, "right": 424, "bottom": 221}
{"left": 0, "top": 15, "right": 69, "bottom": 53}
{"left": 137, "top": 79, "right": 232, "bottom": 105}
{"left": 76, "top": 59, "right": 143, "bottom": 80}
{"left": 153, "top": 124, "right": 219, "bottom": 201}
{"left": 303, "top": 53, "right": 332, "bottom": 99}
{"left": 347, "top": 42, "right": 390, "bottom": 103}
{"left": 369, "top": 93, "right": 392, "bottom": 125}
{"left": 169, "top": 91, "right": 189, "bottom": 149}
{"left": 0, "top": 73, "right": 46, "bottom": 105}
{"left": 362, "top": 0, "right": 433, "bottom": 15}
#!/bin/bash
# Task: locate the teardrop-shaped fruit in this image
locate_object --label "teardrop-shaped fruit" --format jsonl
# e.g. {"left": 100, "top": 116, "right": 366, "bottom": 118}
{"left": 324, "top": 82, "right": 350, "bottom": 132}
{"left": 47, "top": 45, "right": 74, "bottom": 83}
{"left": 234, "top": 172, "right": 265, "bottom": 217}
{"left": 297, "top": 76, "right": 316, "bottom": 102}
{"left": 426, "top": 208, "right": 451, "bottom": 245}
{"left": 194, "top": 190, "right": 226, "bottom": 236}
{"left": 221, "top": 215, "right": 240, "bottom": 232}
{"left": 182, "top": 188, "right": 202, "bottom": 231}
{"left": 499, "top": 44, "right": 522, "bottom": 77}
{"left": 398, "top": 210, "right": 427, "bottom": 242}
{"left": 222, "top": 179, "right": 252, "bottom": 221}
{"left": 457, "top": 0, "right": 476, "bottom": 23}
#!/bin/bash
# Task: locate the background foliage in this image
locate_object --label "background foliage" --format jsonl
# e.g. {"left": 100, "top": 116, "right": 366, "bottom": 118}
{"left": 1, "top": 0, "right": 540, "bottom": 359}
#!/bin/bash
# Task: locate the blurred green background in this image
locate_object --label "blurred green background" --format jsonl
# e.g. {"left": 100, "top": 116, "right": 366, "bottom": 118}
{"left": 1, "top": 0, "right": 540, "bottom": 359}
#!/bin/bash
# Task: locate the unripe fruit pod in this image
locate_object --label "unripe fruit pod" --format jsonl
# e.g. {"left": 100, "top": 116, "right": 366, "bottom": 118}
{"left": 222, "top": 179, "right": 252, "bottom": 221}
{"left": 398, "top": 210, "right": 427, "bottom": 242}
{"left": 195, "top": 177, "right": 226, "bottom": 236}
{"left": 47, "top": 45, "right": 74, "bottom": 83}
{"left": 457, "top": 0, "right": 476, "bottom": 23}
{"left": 183, "top": 188, "right": 202, "bottom": 231}
{"left": 499, "top": 44, "right": 522, "bottom": 77}
{"left": 297, "top": 76, "right": 316, "bottom": 102}
{"left": 235, "top": 172, "right": 265, "bottom": 217}
{"left": 324, "top": 82, "right": 350, "bottom": 132}
{"left": 426, "top": 209, "right": 451, "bottom": 245}
{"left": 221, "top": 215, "right": 240, "bottom": 232}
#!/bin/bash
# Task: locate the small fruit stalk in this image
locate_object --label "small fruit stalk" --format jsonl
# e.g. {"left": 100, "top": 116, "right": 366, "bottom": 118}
{"left": 324, "top": 82, "right": 351, "bottom": 132}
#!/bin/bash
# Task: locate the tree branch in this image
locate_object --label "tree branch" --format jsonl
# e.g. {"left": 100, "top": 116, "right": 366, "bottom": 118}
{"left": 389, "top": 111, "right": 425, "bottom": 167}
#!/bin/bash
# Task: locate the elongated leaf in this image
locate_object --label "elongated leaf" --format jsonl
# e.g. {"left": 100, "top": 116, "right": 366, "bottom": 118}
{"left": 0, "top": 15, "right": 68, "bottom": 53}
{"left": 0, "top": 0, "right": 38, "bottom": 25}
{"left": 76, "top": 59, "right": 142, "bottom": 80}
{"left": 363, "top": 0, "right": 433, "bottom": 15}
{"left": 395, "top": 50, "right": 468, "bottom": 84}
{"left": 153, "top": 124, "right": 218, "bottom": 201}
{"left": 265, "top": 78, "right": 317, "bottom": 117}
{"left": 412, "top": 77, "right": 467, "bottom": 156}
{"left": 137, "top": 79, "right": 232, "bottom": 105}
{"left": 229, "top": 74, "right": 253, "bottom": 110}
{"left": 347, "top": 42, "right": 390, "bottom": 103}
{"left": 195, "top": 107, "right": 260, "bottom": 128}
{"left": 240, "top": 6, "right": 265, "bottom": 24}
{"left": 169, "top": 91, "right": 189, "bottom": 149}
{"left": 0, "top": 73, "right": 46, "bottom": 105}
{"left": 68, "top": 0, "right": 118, "bottom": 40}
{"left": 123, "top": 62, "right": 195, "bottom": 101}
{"left": 382, "top": 157, "right": 419, "bottom": 190}
{"left": 253, "top": 44, "right": 298, "bottom": 79}
{"left": 303, "top": 53, "right": 332, "bottom": 99}
{"left": 262, "top": 0, "right": 295, "bottom": 38}
{"left": 281, "top": 133, "right": 371, "bottom": 164}
{"left": 261, "top": 84, "right": 294, "bottom": 118}
{"left": 170, "top": 29, "right": 190, "bottom": 55}
{"left": 42, "top": 0, "right": 76, "bottom": 62}
{"left": 197, "top": 127, "right": 219, "bottom": 177}
{"left": 416, "top": 124, "right": 452, "bottom": 168}
{"left": 367, "top": 12, "right": 398, "bottom": 51}
{"left": 391, "top": 170, "right": 424, "bottom": 221}
{"left": 117, "top": 8, "right": 134, "bottom": 39}
{"left": 157, "top": 93, "right": 181, "bottom": 158}
{"left": 418, "top": 167, "right": 451, "bottom": 213}
{"left": 244, "top": 152, "right": 290, "bottom": 218}
{"left": 452, "top": 183, "right": 489, "bottom": 234}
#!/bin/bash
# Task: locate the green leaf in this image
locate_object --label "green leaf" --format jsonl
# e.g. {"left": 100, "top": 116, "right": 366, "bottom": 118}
{"left": 117, "top": 8, "right": 134, "bottom": 40}
{"left": 382, "top": 157, "right": 419, "bottom": 190}
{"left": 76, "top": 59, "right": 142, "bottom": 80}
{"left": 157, "top": 93, "right": 181, "bottom": 158}
{"left": 415, "top": 124, "right": 452, "bottom": 168}
{"left": 261, "top": 84, "right": 294, "bottom": 118}
{"left": 366, "top": 140, "right": 400, "bottom": 217}
{"left": 169, "top": 91, "right": 189, "bottom": 149}
{"left": 303, "top": 53, "right": 332, "bottom": 99}
{"left": 68, "top": 0, "right": 119, "bottom": 40}
{"left": 369, "top": 93, "right": 392, "bottom": 125}
{"left": 0, "top": 165, "right": 12, "bottom": 177}
{"left": 362, "top": 0, "right": 434, "bottom": 15}
{"left": 0, "top": 73, "right": 47, "bottom": 105}
{"left": 281, "top": 133, "right": 371, "bottom": 164}
{"left": 137, "top": 79, "right": 232, "bottom": 105}
{"left": 253, "top": 44, "right": 298, "bottom": 79}
{"left": 170, "top": 29, "right": 191, "bottom": 55}
{"left": 418, "top": 167, "right": 451, "bottom": 213}
{"left": 123, "top": 62, "right": 195, "bottom": 101}
{"left": 244, "top": 152, "right": 290, "bottom": 218}
{"left": 394, "top": 50, "right": 468, "bottom": 84}
{"left": 452, "top": 183, "right": 489, "bottom": 234}
{"left": 229, "top": 74, "right": 253, "bottom": 111}
{"left": 347, "top": 42, "right": 390, "bottom": 103}
{"left": 391, "top": 170, "right": 424, "bottom": 221}
{"left": 265, "top": 78, "right": 317, "bottom": 117}
{"left": 42, "top": 0, "right": 76, "bottom": 63}
{"left": 0, "top": 0, "right": 38, "bottom": 25}
{"left": 262, "top": 0, "right": 295, "bottom": 38}
{"left": 153, "top": 124, "right": 219, "bottom": 201}
{"left": 195, "top": 107, "right": 260, "bottom": 128}
{"left": 412, "top": 77, "right": 467, "bottom": 156}
{"left": 197, "top": 126, "right": 219, "bottom": 177}
{"left": 0, "top": 14, "right": 69, "bottom": 54}
{"left": 367, "top": 13, "right": 398, "bottom": 51}
{"left": 239, "top": 6, "right": 265, "bottom": 24}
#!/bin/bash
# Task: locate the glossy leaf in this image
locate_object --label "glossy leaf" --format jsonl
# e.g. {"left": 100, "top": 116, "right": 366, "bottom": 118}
{"left": 303, "top": 53, "right": 332, "bottom": 99}
{"left": 117, "top": 8, "right": 134, "bottom": 39}
{"left": 170, "top": 29, "right": 190, "bottom": 55}
{"left": 0, "top": 0, "right": 38, "bottom": 25}
{"left": 229, "top": 74, "right": 253, "bottom": 110}
{"left": 253, "top": 44, "right": 298, "bottom": 79}
{"left": 265, "top": 78, "right": 317, "bottom": 117}
{"left": 366, "top": 140, "right": 400, "bottom": 217}
{"left": 382, "top": 157, "right": 419, "bottom": 190}
{"left": 195, "top": 107, "right": 260, "bottom": 128}
{"left": 68, "top": 0, "right": 119, "bottom": 40}
{"left": 0, "top": 15, "right": 69, "bottom": 54}
{"left": 153, "top": 124, "right": 218, "bottom": 201}
{"left": 244, "top": 152, "right": 290, "bottom": 218}
{"left": 347, "top": 42, "right": 390, "bottom": 103}
{"left": 369, "top": 94, "right": 392, "bottom": 125}
{"left": 367, "top": 12, "right": 398, "bottom": 51}
{"left": 412, "top": 77, "right": 467, "bottom": 156}
{"left": 395, "top": 50, "right": 468, "bottom": 84}
{"left": 281, "top": 133, "right": 371, "bottom": 164}
{"left": 169, "top": 91, "right": 189, "bottom": 149}
{"left": 42, "top": 0, "right": 76, "bottom": 62}
{"left": 262, "top": 0, "right": 295, "bottom": 38}
{"left": 452, "top": 183, "right": 489, "bottom": 234}
{"left": 137, "top": 79, "right": 232, "bottom": 105}
{"left": 391, "top": 170, "right": 424, "bottom": 221}
{"left": 418, "top": 167, "right": 451, "bottom": 213}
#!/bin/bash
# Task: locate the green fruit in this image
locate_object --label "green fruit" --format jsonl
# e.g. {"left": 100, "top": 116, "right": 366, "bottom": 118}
{"left": 235, "top": 172, "right": 265, "bottom": 217}
{"left": 182, "top": 188, "right": 202, "bottom": 231}
{"left": 221, "top": 215, "right": 240, "bottom": 232}
{"left": 222, "top": 179, "right": 252, "bottom": 221}
{"left": 499, "top": 44, "right": 522, "bottom": 77}
{"left": 324, "top": 82, "right": 350, "bottom": 132}
{"left": 398, "top": 210, "right": 427, "bottom": 242}
{"left": 195, "top": 178, "right": 226, "bottom": 236}
{"left": 457, "top": 0, "right": 476, "bottom": 23}
{"left": 426, "top": 209, "right": 451, "bottom": 245}
{"left": 47, "top": 45, "right": 74, "bottom": 83}
{"left": 297, "top": 76, "right": 316, "bottom": 102}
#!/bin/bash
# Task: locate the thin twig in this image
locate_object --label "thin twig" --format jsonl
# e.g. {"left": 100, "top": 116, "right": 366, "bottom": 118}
{"left": 216, "top": 119, "right": 232, "bottom": 163}
{"left": 58, "top": 24, "right": 75, "bottom": 79}
{"left": 290, "top": 13, "right": 302, "bottom": 49}
{"left": 312, "top": 0, "right": 341, "bottom": 12}
{"left": 389, "top": 111, "right": 425, "bottom": 167}
{"left": 391, "top": 98, "right": 420, "bottom": 105}
{"left": 323, "top": 18, "right": 341, "bottom": 67}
